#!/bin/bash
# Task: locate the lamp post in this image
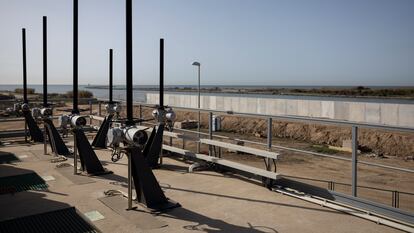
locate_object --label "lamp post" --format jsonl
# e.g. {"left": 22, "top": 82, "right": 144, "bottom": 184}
{"left": 192, "top": 61, "right": 201, "bottom": 153}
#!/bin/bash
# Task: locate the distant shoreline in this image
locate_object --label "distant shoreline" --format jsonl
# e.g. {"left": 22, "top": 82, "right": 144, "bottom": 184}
{"left": 84, "top": 85, "right": 414, "bottom": 100}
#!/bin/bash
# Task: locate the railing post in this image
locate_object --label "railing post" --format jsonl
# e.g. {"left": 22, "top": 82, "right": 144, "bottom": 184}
{"left": 139, "top": 104, "right": 142, "bottom": 125}
{"left": 392, "top": 191, "right": 400, "bottom": 208}
{"left": 352, "top": 126, "right": 358, "bottom": 197}
{"left": 197, "top": 111, "right": 201, "bottom": 154}
{"left": 98, "top": 102, "right": 102, "bottom": 116}
{"left": 208, "top": 112, "right": 213, "bottom": 156}
{"left": 266, "top": 117, "right": 272, "bottom": 171}
{"left": 89, "top": 100, "right": 92, "bottom": 125}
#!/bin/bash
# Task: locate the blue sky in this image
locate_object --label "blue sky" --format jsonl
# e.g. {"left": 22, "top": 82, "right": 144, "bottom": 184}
{"left": 0, "top": 0, "right": 413, "bottom": 86}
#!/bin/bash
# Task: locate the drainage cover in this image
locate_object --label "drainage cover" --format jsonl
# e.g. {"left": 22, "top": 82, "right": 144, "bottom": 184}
{"left": 0, "top": 207, "right": 100, "bottom": 233}
{"left": 0, "top": 173, "right": 48, "bottom": 194}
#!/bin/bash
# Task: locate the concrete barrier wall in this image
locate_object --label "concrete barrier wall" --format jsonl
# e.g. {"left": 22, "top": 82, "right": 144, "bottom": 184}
{"left": 146, "top": 93, "right": 414, "bottom": 128}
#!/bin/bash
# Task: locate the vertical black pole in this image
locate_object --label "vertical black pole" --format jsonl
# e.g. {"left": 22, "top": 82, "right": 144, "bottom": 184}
{"left": 160, "top": 38, "right": 164, "bottom": 108}
{"left": 126, "top": 0, "right": 133, "bottom": 125}
{"left": 109, "top": 49, "right": 113, "bottom": 103}
{"left": 22, "top": 28, "right": 27, "bottom": 104}
{"left": 72, "top": 0, "right": 79, "bottom": 114}
{"left": 43, "top": 16, "right": 48, "bottom": 107}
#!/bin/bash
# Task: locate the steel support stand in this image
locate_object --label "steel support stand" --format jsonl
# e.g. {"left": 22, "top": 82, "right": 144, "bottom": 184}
{"left": 197, "top": 111, "right": 201, "bottom": 153}
{"left": 44, "top": 124, "right": 48, "bottom": 155}
{"left": 352, "top": 126, "right": 358, "bottom": 197}
{"left": 127, "top": 152, "right": 133, "bottom": 210}
{"left": 24, "top": 121, "right": 28, "bottom": 142}
{"left": 208, "top": 112, "right": 213, "bottom": 156}
{"left": 266, "top": 118, "right": 272, "bottom": 171}
{"left": 89, "top": 101, "right": 92, "bottom": 125}
{"left": 73, "top": 132, "right": 78, "bottom": 174}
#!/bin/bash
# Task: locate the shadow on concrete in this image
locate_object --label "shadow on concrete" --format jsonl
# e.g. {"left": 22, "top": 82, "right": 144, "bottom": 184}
{"left": 160, "top": 206, "right": 278, "bottom": 233}
{"left": 0, "top": 151, "right": 20, "bottom": 164}
{"left": 161, "top": 185, "right": 344, "bottom": 216}
{"left": 0, "top": 164, "right": 72, "bottom": 221}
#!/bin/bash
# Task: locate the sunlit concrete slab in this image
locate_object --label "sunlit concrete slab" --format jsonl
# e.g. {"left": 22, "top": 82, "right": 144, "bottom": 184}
{"left": 0, "top": 143, "right": 401, "bottom": 233}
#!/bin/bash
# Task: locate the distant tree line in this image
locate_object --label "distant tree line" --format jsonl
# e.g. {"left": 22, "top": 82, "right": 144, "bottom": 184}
{"left": 287, "top": 87, "right": 414, "bottom": 97}
{"left": 13, "top": 88, "right": 93, "bottom": 99}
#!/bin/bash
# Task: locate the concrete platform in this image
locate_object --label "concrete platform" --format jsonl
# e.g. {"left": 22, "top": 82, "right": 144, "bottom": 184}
{"left": 0, "top": 143, "right": 401, "bottom": 233}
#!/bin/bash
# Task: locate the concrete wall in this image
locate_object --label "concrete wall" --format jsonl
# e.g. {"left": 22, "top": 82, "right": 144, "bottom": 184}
{"left": 146, "top": 93, "right": 414, "bottom": 128}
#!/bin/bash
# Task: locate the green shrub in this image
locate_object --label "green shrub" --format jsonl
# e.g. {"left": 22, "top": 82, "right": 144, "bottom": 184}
{"left": 0, "top": 93, "right": 14, "bottom": 100}
{"left": 14, "top": 88, "right": 35, "bottom": 94}
{"left": 65, "top": 90, "right": 93, "bottom": 98}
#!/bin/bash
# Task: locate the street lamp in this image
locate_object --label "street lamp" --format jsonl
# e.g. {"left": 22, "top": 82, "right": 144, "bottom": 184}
{"left": 192, "top": 61, "right": 201, "bottom": 153}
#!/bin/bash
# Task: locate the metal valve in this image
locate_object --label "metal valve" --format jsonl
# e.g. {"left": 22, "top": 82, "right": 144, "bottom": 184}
{"left": 105, "top": 103, "right": 122, "bottom": 115}
{"left": 106, "top": 126, "right": 148, "bottom": 148}
{"left": 70, "top": 115, "right": 86, "bottom": 127}
{"left": 31, "top": 107, "right": 41, "bottom": 119}
{"left": 107, "top": 127, "right": 123, "bottom": 147}
{"left": 124, "top": 127, "right": 148, "bottom": 147}
{"left": 58, "top": 115, "right": 70, "bottom": 129}
{"left": 13, "top": 103, "right": 22, "bottom": 112}
{"left": 165, "top": 108, "right": 176, "bottom": 122}
{"left": 21, "top": 103, "right": 30, "bottom": 112}
{"left": 40, "top": 107, "right": 52, "bottom": 117}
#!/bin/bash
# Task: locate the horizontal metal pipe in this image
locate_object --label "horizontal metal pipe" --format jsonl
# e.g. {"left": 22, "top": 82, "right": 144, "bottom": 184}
{"left": 140, "top": 121, "right": 414, "bottom": 174}
{"left": 97, "top": 99, "right": 414, "bottom": 133}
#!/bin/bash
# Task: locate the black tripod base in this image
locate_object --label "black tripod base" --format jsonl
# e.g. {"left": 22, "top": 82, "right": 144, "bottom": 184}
{"left": 92, "top": 114, "right": 113, "bottom": 149}
{"left": 143, "top": 124, "right": 164, "bottom": 168}
{"left": 81, "top": 168, "right": 113, "bottom": 177}
{"left": 23, "top": 111, "right": 44, "bottom": 142}
{"left": 136, "top": 198, "right": 180, "bottom": 213}
{"left": 74, "top": 128, "right": 109, "bottom": 176}
{"left": 44, "top": 118, "right": 70, "bottom": 155}
{"left": 129, "top": 147, "right": 181, "bottom": 212}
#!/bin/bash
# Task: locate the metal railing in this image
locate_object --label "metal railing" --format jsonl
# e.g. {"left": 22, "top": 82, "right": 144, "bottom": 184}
{"left": 124, "top": 101, "right": 414, "bottom": 211}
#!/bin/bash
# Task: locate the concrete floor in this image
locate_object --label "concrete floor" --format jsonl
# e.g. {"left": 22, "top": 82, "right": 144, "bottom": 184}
{"left": 0, "top": 143, "right": 401, "bottom": 233}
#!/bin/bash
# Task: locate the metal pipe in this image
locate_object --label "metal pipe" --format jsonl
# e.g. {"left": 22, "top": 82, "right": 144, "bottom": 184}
{"left": 89, "top": 101, "right": 92, "bottom": 124}
{"left": 126, "top": 0, "right": 133, "bottom": 209}
{"left": 72, "top": 0, "right": 79, "bottom": 114}
{"left": 22, "top": 28, "right": 27, "bottom": 103}
{"left": 21, "top": 28, "right": 28, "bottom": 144}
{"left": 165, "top": 123, "right": 414, "bottom": 174}
{"left": 136, "top": 103, "right": 414, "bottom": 133}
{"left": 43, "top": 16, "right": 48, "bottom": 107}
{"left": 197, "top": 66, "right": 201, "bottom": 153}
{"left": 160, "top": 39, "right": 164, "bottom": 107}
{"left": 139, "top": 104, "right": 142, "bottom": 124}
{"left": 44, "top": 125, "right": 47, "bottom": 155}
{"left": 127, "top": 153, "right": 132, "bottom": 209}
{"left": 125, "top": 0, "right": 133, "bottom": 125}
{"left": 73, "top": 132, "right": 78, "bottom": 174}
{"left": 352, "top": 126, "right": 358, "bottom": 197}
{"left": 109, "top": 49, "right": 113, "bottom": 103}
{"left": 208, "top": 112, "right": 212, "bottom": 156}
{"left": 24, "top": 121, "right": 28, "bottom": 142}
{"left": 266, "top": 117, "right": 272, "bottom": 171}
